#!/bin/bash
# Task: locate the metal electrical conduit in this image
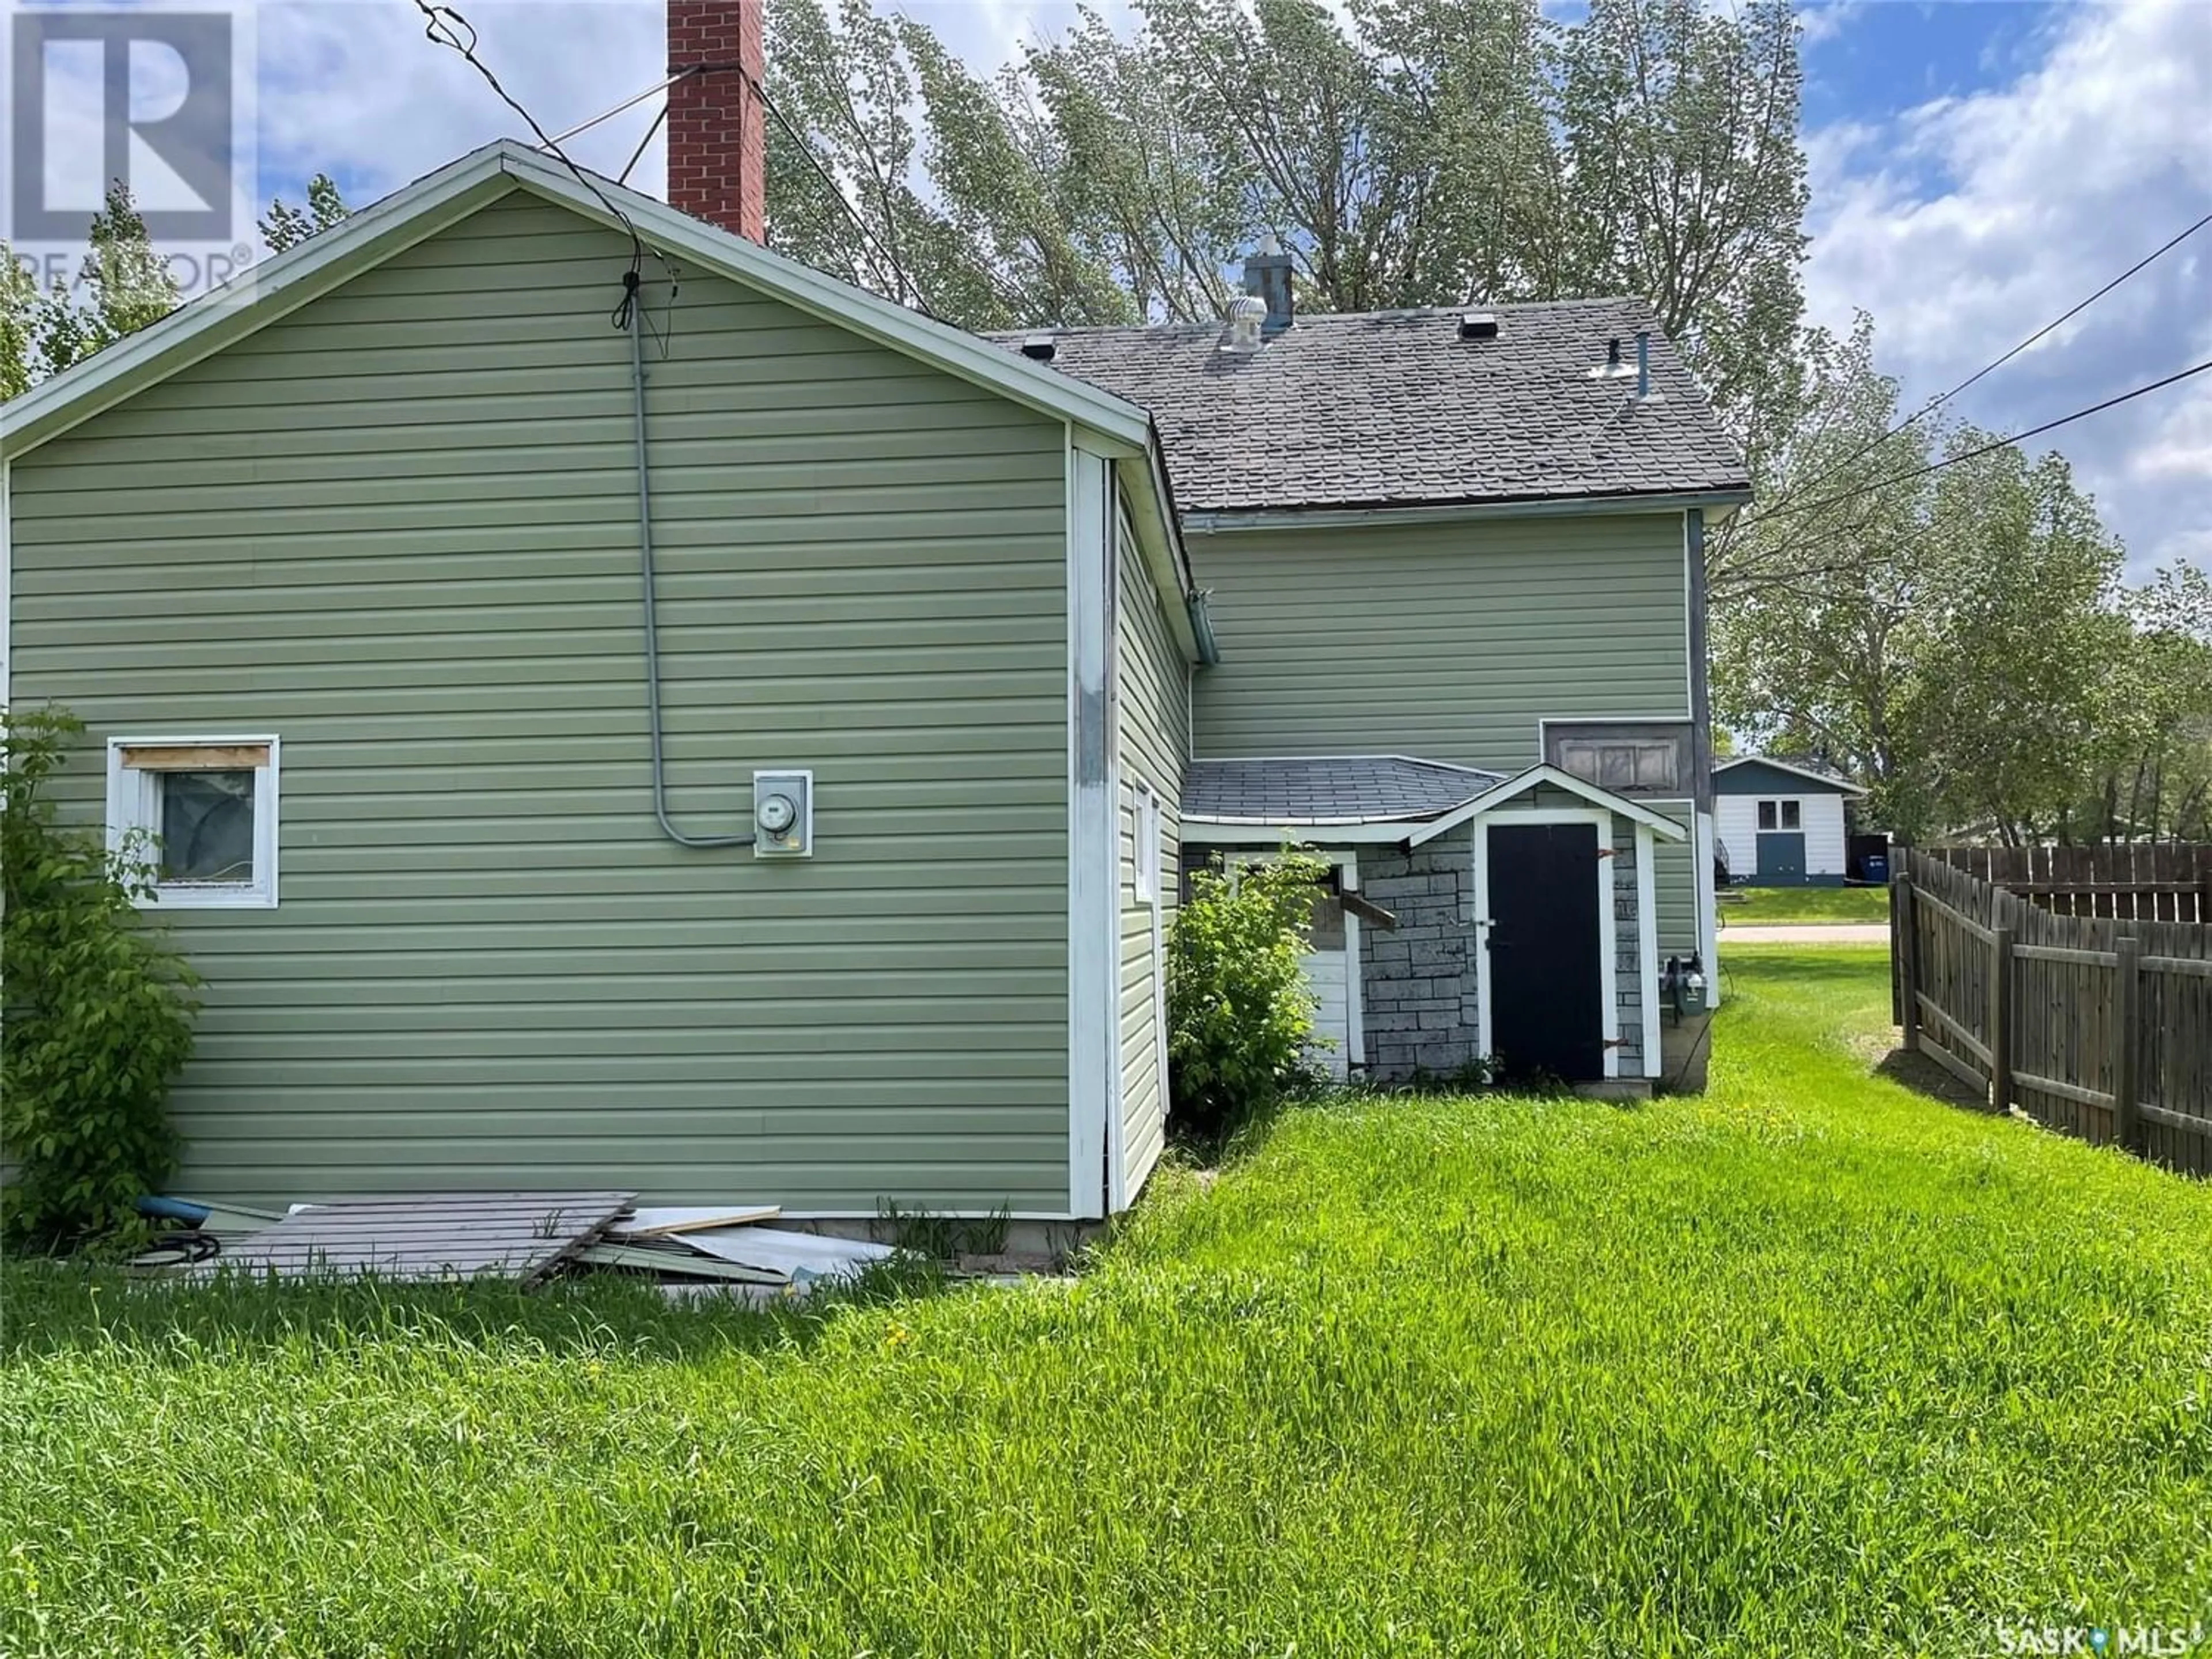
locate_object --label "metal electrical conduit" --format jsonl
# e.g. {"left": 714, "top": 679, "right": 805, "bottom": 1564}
{"left": 624, "top": 268, "right": 755, "bottom": 849}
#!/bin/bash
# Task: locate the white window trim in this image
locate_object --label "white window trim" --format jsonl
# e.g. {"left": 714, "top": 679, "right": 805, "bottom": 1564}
{"left": 105, "top": 734, "right": 281, "bottom": 910}
{"left": 1134, "top": 783, "right": 1163, "bottom": 907}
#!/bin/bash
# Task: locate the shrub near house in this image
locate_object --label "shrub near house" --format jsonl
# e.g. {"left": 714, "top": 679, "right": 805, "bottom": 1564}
{"left": 1166, "top": 851, "right": 1328, "bottom": 1141}
{"left": 1, "top": 710, "right": 199, "bottom": 1245}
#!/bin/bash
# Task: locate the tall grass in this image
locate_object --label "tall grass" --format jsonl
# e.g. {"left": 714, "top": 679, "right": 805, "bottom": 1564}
{"left": 3, "top": 946, "right": 2207, "bottom": 1656}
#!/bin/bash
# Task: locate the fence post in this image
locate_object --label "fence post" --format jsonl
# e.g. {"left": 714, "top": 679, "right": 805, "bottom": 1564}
{"left": 2112, "top": 934, "right": 2142, "bottom": 1154}
{"left": 1988, "top": 923, "right": 2013, "bottom": 1116}
{"left": 1893, "top": 872, "right": 1920, "bottom": 1052}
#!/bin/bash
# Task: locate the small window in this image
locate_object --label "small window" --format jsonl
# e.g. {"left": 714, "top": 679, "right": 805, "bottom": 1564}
{"left": 107, "top": 737, "right": 280, "bottom": 908}
{"left": 1135, "top": 786, "right": 1163, "bottom": 906}
{"left": 1781, "top": 800, "right": 1802, "bottom": 831}
{"left": 1756, "top": 800, "right": 1778, "bottom": 831}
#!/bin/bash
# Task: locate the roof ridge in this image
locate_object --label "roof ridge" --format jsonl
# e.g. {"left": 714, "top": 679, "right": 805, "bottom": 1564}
{"left": 991, "top": 296, "right": 1654, "bottom": 340}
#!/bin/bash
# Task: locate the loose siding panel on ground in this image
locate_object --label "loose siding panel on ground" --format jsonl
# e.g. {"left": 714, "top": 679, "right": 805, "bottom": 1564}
{"left": 9, "top": 191, "right": 1072, "bottom": 1214}
{"left": 1188, "top": 513, "right": 1691, "bottom": 770}
{"left": 1115, "top": 509, "right": 1190, "bottom": 1201}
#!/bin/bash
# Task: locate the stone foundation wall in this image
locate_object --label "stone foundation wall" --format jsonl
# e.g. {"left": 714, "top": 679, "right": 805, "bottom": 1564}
{"left": 1357, "top": 825, "right": 1483, "bottom": 1079}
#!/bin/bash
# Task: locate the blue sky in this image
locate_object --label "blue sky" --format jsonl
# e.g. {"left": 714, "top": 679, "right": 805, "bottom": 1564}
{"left": 31, "top": 0, "right": 2212, "bottom": 579}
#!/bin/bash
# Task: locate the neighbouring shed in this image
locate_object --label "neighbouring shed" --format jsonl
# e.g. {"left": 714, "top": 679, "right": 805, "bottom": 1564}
{"left": 1713, "top": 757, "right": 1865, "bottom": 886}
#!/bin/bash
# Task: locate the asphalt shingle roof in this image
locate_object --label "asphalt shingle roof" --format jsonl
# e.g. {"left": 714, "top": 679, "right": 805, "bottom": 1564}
{"left": 1183, "top": 756, "right": 1504, "bottom": 825}
{"left": 991, "top": 299, "right": 1749, "bottom": 514}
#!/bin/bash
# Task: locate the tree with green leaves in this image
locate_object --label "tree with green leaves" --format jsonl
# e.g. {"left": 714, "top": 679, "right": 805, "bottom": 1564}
{"left": 1, "top": 183, "right": 181, "bottom": 391}
{"left": 759, "top": 0, "right": 1809, "bottom": 421}
{"left": 1712, "top": 315, "right": 2143, "bottom": 846}
{"left": 259, "top": 173, "right": 352, "bottom": 253}
{"left": 2, "top": 176, "right": 349, "bottom": 397}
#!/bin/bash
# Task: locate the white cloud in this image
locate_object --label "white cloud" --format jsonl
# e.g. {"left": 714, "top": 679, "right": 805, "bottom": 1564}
{"left": 1804, "top": 0, "right": 2212, "bottom": 579}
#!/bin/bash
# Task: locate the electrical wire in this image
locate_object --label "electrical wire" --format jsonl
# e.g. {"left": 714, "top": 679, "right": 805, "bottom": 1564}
{"left": 408, "top": 0, "right": 677, "bottom": 336}
{"left": 1755, "top": 200, "right": 2212, "bottom": 520}
{"left": 1754, "top": 354, "right": 2212, "bottom": 526}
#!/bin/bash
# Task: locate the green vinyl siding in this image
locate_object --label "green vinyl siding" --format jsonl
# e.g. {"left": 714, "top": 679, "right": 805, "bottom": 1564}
{"left": 1115, "top": 507, "right": 1191, "bottom": 1199}
{"left": 7, "top": 188, "right": 1074, "bottom": 1214}
{"left": 1189, "top": 513, "right": 1691, "bottom": 772}
{"left": 1650, "top": 804, "right": 1700, "bottom": 963}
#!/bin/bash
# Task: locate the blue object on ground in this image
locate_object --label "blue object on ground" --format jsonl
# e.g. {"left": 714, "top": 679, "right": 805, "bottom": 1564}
{"left": 135, "top": 1195, "right": 212, "bottom": 1225}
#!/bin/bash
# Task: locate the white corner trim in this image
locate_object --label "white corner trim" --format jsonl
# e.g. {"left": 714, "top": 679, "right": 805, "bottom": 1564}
{"left": 1470, "top": 806, "right": 1618, "bottom": 1077}
{"left": 1406, "top": 763, "right": 1692, "bottom": 847}
{"left": 1696, "top": 809, "right": 1721, "bottom": 1010}
{"left": 105, "top": 733, "right": 282, "bottom": 910}
{"left": 1067, "top": 436, "right": 1118, "bottom": 1218}
{"left": 1342, "top": 853, "right": 1365, "bottom": 1070}
{"left": 1, "top": 457, "right": 10, "bottom": 711}
{"left": 1636, "top": 822, "right": 1661, "bottom": 1079}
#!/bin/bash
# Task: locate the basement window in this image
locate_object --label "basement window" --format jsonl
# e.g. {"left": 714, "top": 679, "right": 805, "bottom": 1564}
{"left": 107, "top": 737, "right": 281, "bottom": 909}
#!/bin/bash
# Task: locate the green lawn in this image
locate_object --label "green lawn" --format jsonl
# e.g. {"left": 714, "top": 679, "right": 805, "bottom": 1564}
{"left": 5, "top": 949, "right": 2210, "bottom": 1656}
{"left": 1721, "top": 883, "right": 1892, "bottom": 925}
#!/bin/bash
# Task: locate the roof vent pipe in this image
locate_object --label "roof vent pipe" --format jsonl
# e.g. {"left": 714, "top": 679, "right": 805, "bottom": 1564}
{"left": 1589, "top": 336, "right": 1635, "bottom": 380}
{"left": 1636, "top": 331, "right": 1649, "bottom": 399}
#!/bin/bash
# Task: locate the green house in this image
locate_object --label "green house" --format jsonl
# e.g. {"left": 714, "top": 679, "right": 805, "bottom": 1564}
{"left": 0, "top": 139, "right": 1747, "bottom": 1222}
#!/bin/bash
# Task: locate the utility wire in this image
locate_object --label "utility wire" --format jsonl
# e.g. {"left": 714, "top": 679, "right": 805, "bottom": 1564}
{"left": 1759, "top": 354, "right": 2212, "bottom": 525}
{"left": 1756, "top": 200, "right": 2212, "bottom": 519}
{"left": 408, "top": 0, "right": 672, "bottom": 334}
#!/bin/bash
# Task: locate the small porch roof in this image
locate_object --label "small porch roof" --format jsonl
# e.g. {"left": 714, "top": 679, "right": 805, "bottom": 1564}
{"left": 1182, "top": 757, "right": 1693, "bottom": 847}
{"left": 1182, "top": 756, "right": 1503, "bottom": 830}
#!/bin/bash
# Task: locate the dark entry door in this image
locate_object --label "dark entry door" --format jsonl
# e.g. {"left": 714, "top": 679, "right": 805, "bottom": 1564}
{"left": 1756, "top": 831, "right": 1807, "bottom": 882}
{"left": 1486, "top": 821, "right": 1603, "bottom": 1081}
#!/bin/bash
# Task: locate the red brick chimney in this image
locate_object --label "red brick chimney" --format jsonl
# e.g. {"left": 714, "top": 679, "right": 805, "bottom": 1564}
{"left": 666, "top": 1, "right": 766, "bottom": 242}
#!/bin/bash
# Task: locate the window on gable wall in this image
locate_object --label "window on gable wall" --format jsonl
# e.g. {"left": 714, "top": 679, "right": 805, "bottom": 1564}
{"left": 1757, "top": 801, "right": 1777, "bottom": 830}
{"left": 107, "top": 738, "right": 281, "bottom": 908}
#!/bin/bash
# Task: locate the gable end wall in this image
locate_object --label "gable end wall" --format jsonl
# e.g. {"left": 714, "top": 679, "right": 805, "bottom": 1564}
{"left": 6, "top": 192, "right": 1075, "bottom": 1214}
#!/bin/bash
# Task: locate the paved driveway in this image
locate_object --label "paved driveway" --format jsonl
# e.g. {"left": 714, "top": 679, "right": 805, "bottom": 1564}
{"left": 1723, "top": 923, "right": 1890, "bottom": 945}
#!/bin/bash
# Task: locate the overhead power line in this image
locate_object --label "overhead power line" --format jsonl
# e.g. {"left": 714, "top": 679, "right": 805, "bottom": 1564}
{"left": 1759, "top": 354, "right": 2212, "bottom": 525}
{"left": 408, "top": 2, "right": 646, "bottom": 274}
{"left": 1759, "top": 199, "right": 2212, "bottom": 517}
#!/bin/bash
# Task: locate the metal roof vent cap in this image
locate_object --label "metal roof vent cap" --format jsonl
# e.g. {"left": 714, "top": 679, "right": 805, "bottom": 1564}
{"left": 1458, "top": 312, "right": 1499, "bottom": 340}
{"left": 1588, "top": 335, "right": 1637, "bottom": 380}
{"left": 1018, "top": 332, "right": 1056, "bottom": 362}
{"left": 1219, "top": 294, "right": 1267, "bottom": 356}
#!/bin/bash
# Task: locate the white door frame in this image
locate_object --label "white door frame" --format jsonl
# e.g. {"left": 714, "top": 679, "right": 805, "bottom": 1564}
{"left": 1470, "top": 806, "right": 1620, "bottom": 1079}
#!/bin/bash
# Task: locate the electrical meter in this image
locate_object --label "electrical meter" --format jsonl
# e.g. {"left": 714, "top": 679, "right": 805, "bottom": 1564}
{"left": 752, "top": 770, "right": 813, "bottom": 858}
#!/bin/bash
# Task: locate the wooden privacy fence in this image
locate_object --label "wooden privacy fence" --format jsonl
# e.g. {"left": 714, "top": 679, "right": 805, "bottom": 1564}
{"left": 1921, "top": 843, "right": 2212, "bottom": 922}
{"left": 1892, "top": 847, "right": 2212, "bottom": 1176}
